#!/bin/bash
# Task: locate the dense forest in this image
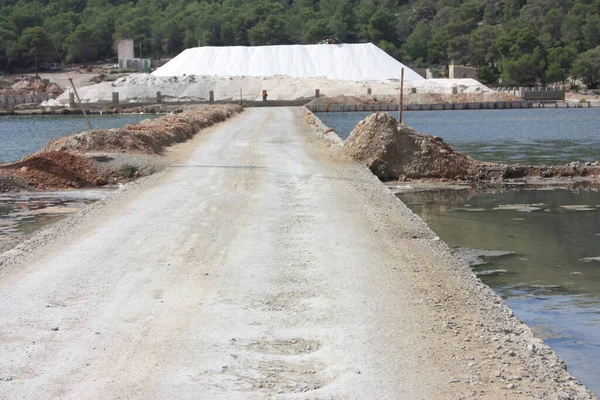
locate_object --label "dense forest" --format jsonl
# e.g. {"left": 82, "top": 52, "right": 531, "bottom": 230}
{"left": 0, "top": 0, "right": 599, "bottom": 87}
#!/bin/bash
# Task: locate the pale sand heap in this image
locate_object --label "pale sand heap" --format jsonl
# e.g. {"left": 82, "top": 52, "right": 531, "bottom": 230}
{"left": 57, "top": 74, "right": 491, "bottom": 104}
{"left": 152, "top": 43, "right": 424, "bottom": 82}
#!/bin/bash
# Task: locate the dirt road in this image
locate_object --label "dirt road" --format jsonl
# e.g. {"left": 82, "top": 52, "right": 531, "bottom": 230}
{"left": 0, "top": 108, "right": 593, "bottom": 399}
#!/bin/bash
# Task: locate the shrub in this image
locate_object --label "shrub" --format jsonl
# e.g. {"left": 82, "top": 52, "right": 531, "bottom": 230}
{"left": 120, "top": 164, "right": 137, "bottom": 178}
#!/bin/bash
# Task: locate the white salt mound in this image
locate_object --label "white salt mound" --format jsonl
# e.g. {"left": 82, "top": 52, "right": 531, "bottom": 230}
{"left": 153, "top": 43, "right": 424, "bottom": 82}
{"left": 58, "top": 43, "right": 493, "bottom": 103}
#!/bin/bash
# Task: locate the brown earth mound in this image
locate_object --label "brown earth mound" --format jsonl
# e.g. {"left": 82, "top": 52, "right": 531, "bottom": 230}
{"left": 340, "top": 112, "right": 600, "bottom": 182}
{"left": 341, "top": 112, "right": 477, "bottom": 180}
{"left": 0, "top": 151, "right": 107, "bottom": 190}
{"left": 1, "top": 104, "right": 242, "bottom": 192}
{"left": 45, "top": 104, "right": 242, "bottom": 154}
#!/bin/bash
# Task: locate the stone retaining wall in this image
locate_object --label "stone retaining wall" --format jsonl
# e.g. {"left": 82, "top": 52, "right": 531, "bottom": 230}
{"left": 306, "top": 101, "right": 600, "bottom": 112}
{"left": 0, "top": 93, "right": 56, "bottom": 109}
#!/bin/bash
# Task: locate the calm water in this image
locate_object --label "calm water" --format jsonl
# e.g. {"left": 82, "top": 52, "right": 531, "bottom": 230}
{"left": 0, "top": 190, "right": 112, "bottom": 253}
{"left": 316, "top": 109, "right": 600, "bottom": 164}
{"left": 0, "top": 114, "right": 158, "bottom": 163}
{"left": 397, "top": 186, "right": 600, "bottom": 394}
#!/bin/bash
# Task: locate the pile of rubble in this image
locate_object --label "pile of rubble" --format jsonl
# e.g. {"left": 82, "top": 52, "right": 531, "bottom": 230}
{"left": 0, "top": 152, "right": 106, "bottom": 190}
{"left": 0, "top": 78, "right": 62, "bottom": 95}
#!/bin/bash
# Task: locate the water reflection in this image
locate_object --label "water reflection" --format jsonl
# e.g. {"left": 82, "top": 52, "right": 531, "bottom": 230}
{"left": 0, "top": 190, "right": 112, "bottom": 252}
{"left": 396, "top": 185, "right": 600, "bottom": 395}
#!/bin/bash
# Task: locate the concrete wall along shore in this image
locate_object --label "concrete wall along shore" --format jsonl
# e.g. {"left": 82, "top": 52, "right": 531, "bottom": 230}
{"left": 0, "top": 93, "right": 56, "bottom": 109}
{"left": 497, "top": 86, "right": 566, "bottom": 101}
{"left": 306, "top": 101, "right": 600, "bottom": 112}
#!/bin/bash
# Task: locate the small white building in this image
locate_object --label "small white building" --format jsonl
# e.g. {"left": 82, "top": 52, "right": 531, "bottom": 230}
{"left": 117, "top": 39, "right": 134, "bottom": 64}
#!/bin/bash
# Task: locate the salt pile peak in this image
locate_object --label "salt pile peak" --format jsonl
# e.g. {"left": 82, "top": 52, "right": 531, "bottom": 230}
{"left": 153, "top": 43, "right": 424, "bottom": 82}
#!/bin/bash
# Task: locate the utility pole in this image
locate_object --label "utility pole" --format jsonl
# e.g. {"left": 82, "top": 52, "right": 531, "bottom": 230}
{"left": 69, "top": 78, "right": 93, "bottom": 130}
{"left": 399, "top": 68, "right": 404, "bottom": 123}
{"left": 139, "top": 41, "right": 142, "bottom": 72}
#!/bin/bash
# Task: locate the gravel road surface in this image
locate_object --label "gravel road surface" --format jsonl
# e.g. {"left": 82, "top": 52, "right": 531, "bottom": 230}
{"left": 0, "top": 108, "right": 594, "bottom": 399}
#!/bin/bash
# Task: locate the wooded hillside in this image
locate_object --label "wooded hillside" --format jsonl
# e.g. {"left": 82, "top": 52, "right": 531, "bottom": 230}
{"left": 1, "top": 0, "right": 599, "bottom": 87}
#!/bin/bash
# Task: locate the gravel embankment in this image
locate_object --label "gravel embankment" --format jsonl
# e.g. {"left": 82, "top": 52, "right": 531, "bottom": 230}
{"left": 0, "top": 107, "right": 595, "bottom": 399}
{"left": 303, "top": 106, "right": 596, "bottom": 399}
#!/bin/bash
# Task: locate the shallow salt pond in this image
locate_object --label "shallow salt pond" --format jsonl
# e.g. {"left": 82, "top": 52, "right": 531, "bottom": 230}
{"left": 396, "top": 186, "right": 600, "bottom": 394}
{"left": 0, "top": 189, "right": 113, "bottom": 252}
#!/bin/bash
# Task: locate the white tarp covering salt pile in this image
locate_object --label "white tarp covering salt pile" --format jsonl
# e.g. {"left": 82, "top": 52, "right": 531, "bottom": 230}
{"left": 152, "top": 43, "right": 424, "bottom": 82}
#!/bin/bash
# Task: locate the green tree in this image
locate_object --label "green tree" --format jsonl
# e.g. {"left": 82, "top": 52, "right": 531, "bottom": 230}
{"left": 571, "top": 46, "right": 600, "bottom": 88}
{"left": 248, "top": 14, "right": 289, "bottom": 45}
{"left": 447, "top": 34, "right": 470, "bottom": 65}
{"left": 320, "top": 0, "right": 356, "bottom": 42}
{"left": 66, "top": 24, "right": 98, "bottom": 64}
{"left": 445, "top": 0, "right": 482, "bottom": 37}
{"left": 540, "top": 8, "right": 564, "bottom": 48}
{"left": 497, "top": 28, "right": 541, "bottom": 59}
{"left": 468, "top": 25, "right": 500, "bottom": 67}
{"left": 378, "top": 39, "right": 400, "bottom": 60}
{"left": 477, "top": 66, "right": 498, "bottom": 84}
{"left": 395, "top": 7, "right": 414, "bottom": 45}
{"left": 483, "top": 2, "right": 500, "bottom": 25}
{"left": 10, "top": 2, "right": 42, "bottom": 32}
{"left": 412, "top": 0, "right": 437, "bottom": 22}
{"left": 19, "top": 26, "right": 54, "bottom": 71}
{"left": 0, "top": 28, "right": 18, "bottom": 71}
{"left": 427, "top": 29, "right": 449, "bottom": 64}
{"left": 545, "top": 46, "right": 578, "bottom": 85}
{"left": 43, "top": 12, "right": 79, "bottom": 57}
{"left": 304, "top": 19, "right": 331, "bottom": 43}
{"left": 583, "top": 14, "right": 600, "bottom": 50}
{"left": 500, "top": 53, "right": 540, "bottom": 86}
{"left": 365, "top": 9, "right": 397, "bottom": 43}
{"left": 502, "top": 0, "right": 521, "bottom": 23}
{"left": 561, "top": 13, "right": 583, "bottom": 46}
{"left": 403, "top": 21, "right": 431, "bottom": 62}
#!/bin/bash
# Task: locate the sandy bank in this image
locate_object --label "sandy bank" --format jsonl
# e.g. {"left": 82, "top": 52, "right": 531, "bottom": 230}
{"left": 0, "top": 104, "right": 243, "bottom": 192}
{"left": 45, "top": 104, "right": 241, "bottom": 154}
